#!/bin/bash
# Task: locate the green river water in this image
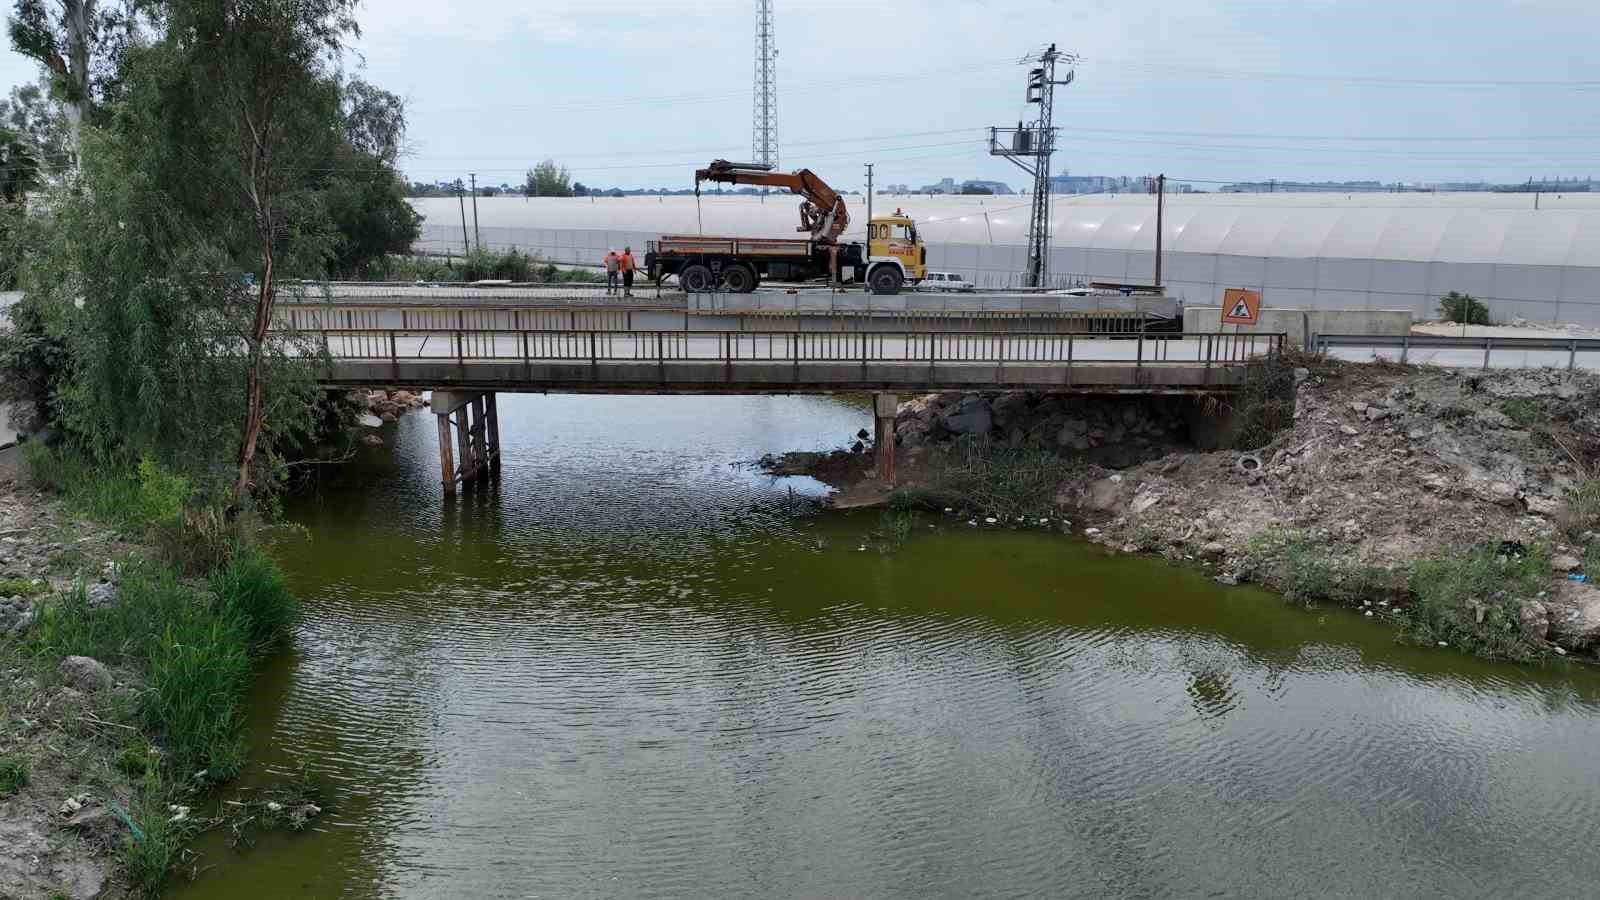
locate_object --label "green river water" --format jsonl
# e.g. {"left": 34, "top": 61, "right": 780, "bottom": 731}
{"left": 167, "top": 394, "right": 1600, "bottom": 899}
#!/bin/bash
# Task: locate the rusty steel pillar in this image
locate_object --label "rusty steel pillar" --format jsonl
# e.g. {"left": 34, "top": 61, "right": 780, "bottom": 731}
{"left": 873, "top": 393, "right": 898, "bottom": 486}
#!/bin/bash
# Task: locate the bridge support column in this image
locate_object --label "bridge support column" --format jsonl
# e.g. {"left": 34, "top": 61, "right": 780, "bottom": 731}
{"left": 436, "top": 411, "right": 456, "bottom": 496}
{"left": 485, "top": 393, "right": 501, "bottom": 474}
{"left": 431, "top": 389, "right": 499, "bottom": 493}
{"left": 873, "top": 393, "right": 898, "bottom": 486}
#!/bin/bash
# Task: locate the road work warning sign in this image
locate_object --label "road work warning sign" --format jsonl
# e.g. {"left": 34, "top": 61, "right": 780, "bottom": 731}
{"left": 1221, "top": 288, "right": 1262, "bottom": 326}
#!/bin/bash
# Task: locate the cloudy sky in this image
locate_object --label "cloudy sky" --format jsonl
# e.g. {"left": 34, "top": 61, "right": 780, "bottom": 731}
{"left": 3, "top": 0, "right": 1599, "bottom": 191}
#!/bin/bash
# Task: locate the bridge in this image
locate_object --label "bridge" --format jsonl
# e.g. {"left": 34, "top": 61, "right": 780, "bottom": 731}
{"left": 274, "top": 295, "right": 1283, "bottom": 495}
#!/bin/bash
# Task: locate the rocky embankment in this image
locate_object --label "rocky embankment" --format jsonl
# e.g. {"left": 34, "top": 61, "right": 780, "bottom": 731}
{"left": 775, "top": 362, "right": 1600, "bottom": 658}
{"left": 1, "top": 463, "right": 134, "bottom": 899}
{"left": 352, "top": 389, "right": 427, "bottom": 446}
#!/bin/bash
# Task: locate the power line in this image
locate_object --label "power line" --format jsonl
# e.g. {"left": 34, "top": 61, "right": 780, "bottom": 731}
{"left": 1080, "top": 55, "right": 1600, "bottom": 90}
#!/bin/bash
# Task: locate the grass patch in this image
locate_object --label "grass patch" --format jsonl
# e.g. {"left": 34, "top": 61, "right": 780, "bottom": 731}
{"left": 868, "top": 509, "right": 917, "bottom": 552}
{"left": 0, "top": 577, "right": 48, "bottom": 598}
{"left": 1278, "top": 538, "right": 1406, "bottom": 607}
{"left": 29, "top": 552, "right": 293, "bottom": 782}
{"left": 1559, "top": 478, "right": 1600, "bottom": 540}
{"left": 0, "top": 753, "right": 28, "bottom": 796}
{"left": 1501, "top": 398, "right": 1541, "bottom": 429}
{"left": 1401, "top": 543, "right": 1549, "bottom": 660}
{"left": 26, "top": 446, "right": 244, "bottom": 574}
{"left": 1223, "top": 353, "right": 1299, "bottom": 450}
{"left": 891, "top": 437, "right": 1077, "bottom": 520}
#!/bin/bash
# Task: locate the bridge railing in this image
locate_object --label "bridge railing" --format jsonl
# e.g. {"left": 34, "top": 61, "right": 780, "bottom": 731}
{"left": 297, "top": 329, "right": 1285, "bottom": 368}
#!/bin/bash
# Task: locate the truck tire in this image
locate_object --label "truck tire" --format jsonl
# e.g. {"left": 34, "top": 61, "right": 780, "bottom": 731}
{"left": 679, "top": 264, "right": 715, "bottom": 293}
{"left": 722, "top": 264, "right": 757, "bottom": 293}
{"left": 869, "top": 265, "right": 904, "bottom": 295}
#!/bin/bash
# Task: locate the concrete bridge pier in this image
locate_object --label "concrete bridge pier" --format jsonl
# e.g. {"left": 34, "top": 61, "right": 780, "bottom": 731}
{"left": 431, "top": 389, "right": 501, "bottom": 494}
{"left": 873, "top": 393, "right": 898, "bottom": 486}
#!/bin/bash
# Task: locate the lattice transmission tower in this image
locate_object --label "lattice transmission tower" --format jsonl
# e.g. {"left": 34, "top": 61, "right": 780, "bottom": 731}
{"left": 989, "top": 44, "right": 1077, "bottom": 288}
{"left": 752, "top": 0, "right": 778, "bottom": 171}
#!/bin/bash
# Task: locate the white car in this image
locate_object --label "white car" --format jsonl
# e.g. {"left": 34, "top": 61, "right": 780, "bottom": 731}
{"left": 920, "top": 271, "right": 976, "bottom": 292}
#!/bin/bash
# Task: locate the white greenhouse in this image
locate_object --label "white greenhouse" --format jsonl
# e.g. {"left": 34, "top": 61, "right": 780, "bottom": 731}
{"left": 413, "top": 192, "right": 1600, "bottom": 326}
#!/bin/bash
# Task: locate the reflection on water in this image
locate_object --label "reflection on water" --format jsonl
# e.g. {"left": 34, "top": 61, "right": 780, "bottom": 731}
{"left": 169, "top": 394, "right": 1600, "bottom": 899}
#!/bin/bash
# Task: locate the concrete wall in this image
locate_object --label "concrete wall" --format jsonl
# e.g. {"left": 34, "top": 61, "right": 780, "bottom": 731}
{"left": 1183, "top": 307, "right": 1414, "bottom": 346}
{"left": 419, "top": 224, "right": 1600, "bottom": 328}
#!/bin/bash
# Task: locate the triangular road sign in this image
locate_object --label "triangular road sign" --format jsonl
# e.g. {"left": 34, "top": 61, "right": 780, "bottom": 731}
{"left": 1221, "top": 288, "right": 1262, "bottom": 325}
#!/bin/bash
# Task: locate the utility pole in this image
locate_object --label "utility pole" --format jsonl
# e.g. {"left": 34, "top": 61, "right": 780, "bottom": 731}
{"left": 456, "top": 179, "right": 470, "bottom": 255}
{"left": 469, "top": 173, "right": 482, "bottom": 253}
{"left": 864, "top": 163, "right": 874, "bottom": 241}
{"left": 989, "top": 43, "right": 1077, "bottom": 288}
{"left": 1153, "top": 173, "right": 1165, "bottom": 288}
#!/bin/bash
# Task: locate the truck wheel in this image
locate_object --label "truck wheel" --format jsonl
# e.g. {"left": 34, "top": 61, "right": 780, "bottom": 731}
{"left": 869, "top": 265, "right": 904, "bottom": 295}
{"left": 679, "top": 264, "right": 715, "bottom": 293}
{"left": 722, "top": 264, "right": 756, "bottom": 293}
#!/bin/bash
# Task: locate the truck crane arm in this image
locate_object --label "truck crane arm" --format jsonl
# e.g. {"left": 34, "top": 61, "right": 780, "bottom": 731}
{"left": 694, "top": 160, "right": 851, "bottom": 244}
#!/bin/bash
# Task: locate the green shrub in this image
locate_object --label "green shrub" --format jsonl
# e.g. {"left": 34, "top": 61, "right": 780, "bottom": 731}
{"left": 1440, "top": 291, "right": 1491, "bottom": 325}
{"left": 1402, "top": 543, "right": 1549, "bottom": 660}
{"left": 1224, "top": 354, "right": 1298, "bottom": 450}
{"left": 209, "top": 546, "right": 297, "bottom": 651}
{"left": 1501, "top": 398, "right": 1541, "bottom": 429}
{"left": 900, "top": 438, "right": 1076, "bottom": 520}
{"left": 142, "top": 613, "right": 251, "bottom": 779}
{"left": 0, "top": 753, "right": 28, "bottom": 796}
{"left": 365, "top": 250, "right": 604, "bottom": 284}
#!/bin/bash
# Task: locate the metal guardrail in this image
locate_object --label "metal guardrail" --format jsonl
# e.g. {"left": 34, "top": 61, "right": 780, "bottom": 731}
{"left": 273, "top": 304, "right": 1164, "bottom": 335}
{"left": 301, "top": 329, "right": 1284, "bottom": 369}
{"left": 1315, "top": 333, "right": 1600, "bottom": 370}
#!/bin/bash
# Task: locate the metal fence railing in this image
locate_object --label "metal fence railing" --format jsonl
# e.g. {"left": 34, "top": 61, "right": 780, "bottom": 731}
{"left": 299, "top": 329, "right": 1284, "bottom": 369}
{"left": 1315, "top": 333, "right": 1600, "bottom": 371}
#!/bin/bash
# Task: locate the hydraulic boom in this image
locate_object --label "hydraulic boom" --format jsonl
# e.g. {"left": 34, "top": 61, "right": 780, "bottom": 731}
{"left": 694, "top": 160, "right": 851, "bottom": 243}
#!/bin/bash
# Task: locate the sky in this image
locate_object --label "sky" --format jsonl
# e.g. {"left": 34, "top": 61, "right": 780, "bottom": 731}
{"left": 3, "top": 0, "right": 1600, "bottom": 192}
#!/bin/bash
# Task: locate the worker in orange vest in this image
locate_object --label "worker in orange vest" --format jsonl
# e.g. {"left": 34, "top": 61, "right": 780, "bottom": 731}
{"left": 619, "top": 246, "right": 639, "bottom": 298}
{"left": 602, "top": 248, "right": 620, "bottom": 295}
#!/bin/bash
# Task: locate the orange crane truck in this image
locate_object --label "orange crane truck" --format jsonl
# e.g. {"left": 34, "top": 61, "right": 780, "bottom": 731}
{"left": 645, "top": 160, "right": 927, "bottom": 294}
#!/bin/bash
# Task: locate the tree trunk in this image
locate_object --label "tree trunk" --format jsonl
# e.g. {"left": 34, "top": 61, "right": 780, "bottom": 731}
{"left": 233, "top": 248, "right": 275, "bottom": 504}
{"left": 63, "top": 0, "right": 95, "bottom": 160}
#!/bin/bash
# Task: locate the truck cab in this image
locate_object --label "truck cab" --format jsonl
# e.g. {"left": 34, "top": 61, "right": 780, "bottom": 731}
{"left": 864, "top": 213, "right": 926, "bottom": 294}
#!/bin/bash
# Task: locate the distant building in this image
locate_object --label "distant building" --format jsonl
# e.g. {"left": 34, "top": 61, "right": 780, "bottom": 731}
{"left": 918, "top": 177, "right": 958, "bottom": 194}
{"left": 961, "top": 179, "right": 1014, "bottom": 195}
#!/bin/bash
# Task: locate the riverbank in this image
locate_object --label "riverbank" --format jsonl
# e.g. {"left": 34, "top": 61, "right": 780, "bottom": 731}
{"left": 0, "top": 451, "right": 303, "bottom": 898}
{"left": 769, "top": 359, "right": 1600, "bottom": 661}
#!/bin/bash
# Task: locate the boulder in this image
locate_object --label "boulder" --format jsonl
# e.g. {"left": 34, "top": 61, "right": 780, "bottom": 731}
{"left": 357, "top": 414, "right": 384, "bottom": 429}
{"left": 360, "top": 434, "right": 384, "bottom": 447}
{"left": 1548, "top": 582, "right": 1600, "bottom": 649}
{"left": 1130, "top": 493, "right": 1161, "bottom": 515}
{"left": 0, "top": 596, "right": 33, "bottom": 636}
{"left": 1519, "top": 600, "right": 1550, "bottom": 642}
{"left": 1081, "top": 477, "right": 1123, "bottom": 513}
{"left": 942, "top": 399, "right": 992, "bottom": 436}
{"left": 59, "top": 655, "right": 112, "bottom": 693}
{"left": 85, "top": 581, "right": 116, "bottom": 609}
{"left": 1551, "top": 554, "right": 1583, "bottom": 573}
